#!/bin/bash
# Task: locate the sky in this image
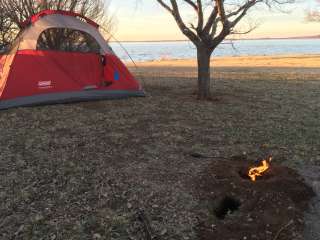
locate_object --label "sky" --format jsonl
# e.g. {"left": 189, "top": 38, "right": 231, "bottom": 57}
{"left": 108, "top": 0, "right": 320, "bottom": 41}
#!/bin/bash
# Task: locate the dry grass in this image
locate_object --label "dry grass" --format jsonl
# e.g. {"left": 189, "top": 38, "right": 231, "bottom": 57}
{"left": 0, "top": 56, "right": 319, "bottom": 239}
{"left": 131, "top": 64, "right": 320, "bottom": 167}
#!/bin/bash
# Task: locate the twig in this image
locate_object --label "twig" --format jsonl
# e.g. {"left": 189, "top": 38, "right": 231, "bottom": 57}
{"left": 273, "top": 219, "right": 294, "bottom": 240}
{"left": 190, "top": 152, "right": 228, "bottom": 160}
{"left": 136, "top": 210, "right": 155, "bottom": 240}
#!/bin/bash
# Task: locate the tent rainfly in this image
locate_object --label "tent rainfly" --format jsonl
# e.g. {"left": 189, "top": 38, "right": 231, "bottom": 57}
{"left": 0, "top": 10, "right": 144, "bottom": 110}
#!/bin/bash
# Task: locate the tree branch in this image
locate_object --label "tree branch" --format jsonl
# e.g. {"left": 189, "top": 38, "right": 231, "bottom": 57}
{"left": 183, "top": 0, "right": 198, "bottom": 11}
{"left": 156, "top": 0, "right": 173, "bottom": 13}
{"left": 203, "top": 5, "right": 218, "bottom": 34}
{"left": 195, "top": 0, "right": 203, "bottom": 32}
{"left": 157, "top": 0, "right": 200, "bottom": 44}
{"left": 156, "top": 0, "right": 296, "bottom": 50}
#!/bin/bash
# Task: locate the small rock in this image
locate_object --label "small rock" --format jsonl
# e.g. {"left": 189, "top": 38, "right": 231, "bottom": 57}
{"left": 50, "top": 234, "right": 56, "bottom": 240}
{"left": 93, "top": 233, "right": 102, "bottom": 239}
{"left": 160, "top": 229, "right": 167, "bottom": 235}
{"left": 34, "top": 214, "right": 44, "bottom": 222}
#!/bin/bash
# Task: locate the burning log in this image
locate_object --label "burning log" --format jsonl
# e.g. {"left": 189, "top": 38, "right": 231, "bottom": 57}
{"left": 248, "top": 157, "right": 272, "bottom": 182}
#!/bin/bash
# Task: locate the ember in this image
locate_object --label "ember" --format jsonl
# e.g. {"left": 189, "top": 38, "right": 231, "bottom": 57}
{"left": 248, "top": 157, "right": 272, "bottom": 182}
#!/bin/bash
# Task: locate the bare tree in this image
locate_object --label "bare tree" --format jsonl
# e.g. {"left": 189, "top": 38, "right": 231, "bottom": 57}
{"left": 306, "top": 12, "right": 320, "bottom": 22}
{"left": 156, "top": 0, "right": 295, "bottom": 99}
{"left": 0, "top": 5, "right": 16, "bottom": 50}
{"left": 306, "top": 0, "right": 320, "bottom": 22}
{"left": 0, "top": 0, "right": 113, "bottom": 50}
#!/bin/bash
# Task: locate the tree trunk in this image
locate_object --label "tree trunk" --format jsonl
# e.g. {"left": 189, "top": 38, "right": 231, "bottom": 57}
{"left": 197, "top": 46, "right": 212, "bottom": 100}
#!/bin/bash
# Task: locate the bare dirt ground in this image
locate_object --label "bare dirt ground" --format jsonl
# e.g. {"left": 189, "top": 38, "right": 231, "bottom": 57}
{"left": 0, "top": 55, "right": 319, "bottom": 240}
{"left": 135, "top": 54, "right": 320, "bottom": 68}
{"left": 196, "top": 158, "right": 314, "bottom": 240}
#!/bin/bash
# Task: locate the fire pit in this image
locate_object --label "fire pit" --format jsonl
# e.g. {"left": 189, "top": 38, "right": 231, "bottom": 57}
{"left": 247, "top": 157, "right": 272, "bottom": 182}
{"left": 195, "top": 156, "right": 314, "bottom": 240}
{"left": 239, "top": 156, "right": 274, "bottom": 182}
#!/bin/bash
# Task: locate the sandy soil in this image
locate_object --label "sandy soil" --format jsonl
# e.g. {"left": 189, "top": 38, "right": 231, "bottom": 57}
{"left": 0, "top": 55, "right": 319, "bottom": 240}
{"left": 132, "top": 54, "right": 320, "bottom": 68}
{"left": 129, "top": 54, "right": 320, "bottom": 86}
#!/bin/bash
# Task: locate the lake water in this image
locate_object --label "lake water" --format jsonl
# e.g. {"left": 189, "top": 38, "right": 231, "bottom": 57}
{"left": 110, "top": 39, "right": 320, "bottom": 62}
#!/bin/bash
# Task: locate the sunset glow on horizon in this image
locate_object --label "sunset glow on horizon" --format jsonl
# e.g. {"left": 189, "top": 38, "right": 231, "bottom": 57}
{"left": 108, "top": 0, "right": 320, "bottom": 41}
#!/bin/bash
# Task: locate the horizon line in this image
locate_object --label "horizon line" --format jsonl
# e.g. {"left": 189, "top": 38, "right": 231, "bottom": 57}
{"left": 109, "top": 34, "right": 320, "bottom": 43}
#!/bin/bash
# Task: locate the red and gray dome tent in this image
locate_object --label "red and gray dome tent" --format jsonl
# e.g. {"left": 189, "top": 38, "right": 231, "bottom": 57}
{"left": 0, "top": 10, "right": 144, "bottom": 110}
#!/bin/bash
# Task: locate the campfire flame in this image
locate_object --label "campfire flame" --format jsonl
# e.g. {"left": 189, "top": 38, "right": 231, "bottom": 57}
{"left": 248, "top": 157, "right": 272, "bottom": 182}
